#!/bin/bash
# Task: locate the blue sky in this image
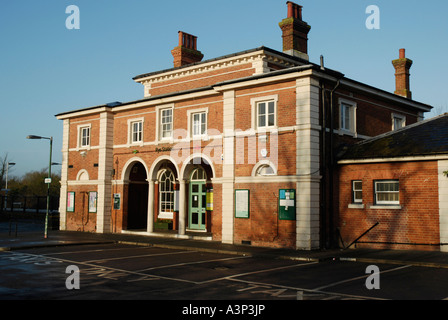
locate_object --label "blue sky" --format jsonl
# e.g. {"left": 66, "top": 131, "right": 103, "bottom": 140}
{"left": 1, "top": 0, "right": 447, "bottom": 178}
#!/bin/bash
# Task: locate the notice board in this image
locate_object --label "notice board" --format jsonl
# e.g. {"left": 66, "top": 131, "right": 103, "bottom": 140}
{"left": 279, "top": 189, "right": 296, "bottom": 220}
{"left": 235, "top": 189, "right": 250, "bottom": 218}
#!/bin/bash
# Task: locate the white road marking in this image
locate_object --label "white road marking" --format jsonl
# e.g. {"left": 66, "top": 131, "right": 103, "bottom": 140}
{"left": 312, "top": 264, "right": 411, "bottom": 291}
{"left": 200, "top": 261, "right": 318, "bottom": 283}
{"left": 84, "top": 250, "right": 197, "bottom": 263}
{"left": 136, "top": 256, "right": 248, "bottom": 272}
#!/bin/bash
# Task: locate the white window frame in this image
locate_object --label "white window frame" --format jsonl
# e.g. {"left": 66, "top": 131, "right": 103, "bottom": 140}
{"left": 251, "top": 160, "right": 278, "bottom": 177}
{"left": 156, "top": 104, "right": 174, "bottom": 143}
{"left": 352, "top": 180, "right": 363, "bottom": 204}
{"left": 187, "top": 108, "right": 208, "bottom": 139}
{"left": 128, "top": 118, "right": 144, "bottom": 145}
{"left": 339, "top": 99, "right": 357, "bottom": 134}
{"left": 392, "top": 113, "right": 406, "bottom": 131}
{"left": 375, "top": 180, "right": 400, "bottom": 205}
{"left": 77, "top": 124, "right": 91, "bottom": 149}
{"left": 158, "top": 169, "right": 175, "bottom": 219}
{"left": 251, "top": 95, "right": 278, "bottom": 131}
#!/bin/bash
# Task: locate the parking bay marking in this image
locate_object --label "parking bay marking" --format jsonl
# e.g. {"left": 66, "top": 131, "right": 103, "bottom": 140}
{"left": 0, "top": 251, "right": 198, "bottom": 284}
{"left": 136, "top": 255, "right": 249, "bottom": 273}
{"left": 84, "top": 250, "right": 198, "bottom": 264}
{"left": 312, "top": 264, "right": 411, "bottom": 291}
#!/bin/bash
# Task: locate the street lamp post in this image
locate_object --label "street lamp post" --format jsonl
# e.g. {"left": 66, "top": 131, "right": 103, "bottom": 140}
{"left": 26, "top": 135, "right": 53, "bottom": 238}
{"left": 3, "top": 162, "right": 16, "bottom": 211}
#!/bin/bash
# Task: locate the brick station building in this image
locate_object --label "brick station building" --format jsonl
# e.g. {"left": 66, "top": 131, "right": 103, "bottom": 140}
{"left": 55, "top": 2, "right": 433, "bottom": 250}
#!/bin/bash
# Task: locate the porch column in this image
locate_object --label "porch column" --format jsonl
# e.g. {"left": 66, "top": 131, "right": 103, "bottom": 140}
{"left": 147, "top": 180, "right": 155, "bottom": 233}
{"left": 178, "top": 180, "right": 186, "bottom": 236}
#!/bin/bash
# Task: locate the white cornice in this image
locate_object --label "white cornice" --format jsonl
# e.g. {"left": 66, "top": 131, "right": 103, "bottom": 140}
{"left": 135, "top": 50, "right": 267, "bottom": 84}
{"left": 134, "top": 49, "right": 304, "bottom": 85}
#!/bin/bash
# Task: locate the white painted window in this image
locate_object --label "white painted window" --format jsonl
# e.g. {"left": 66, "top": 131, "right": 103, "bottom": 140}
{"left": 79, "top": 126, "right": 90, "bottom": 148}
{"left": 192, "top": 112, "right": 207, "bottom": 137}
{"left": 159, "top": 170, "right": 175, "bottom": 218}
{"left": 160, "top": 108, "right": 173, "bottom": 139}
{"left": 375, "top": 180, "right": 400, "bottom": 205}
{"left": 352, "top": 181, "right": 363, "bottom": 203}
{"left": 339, "top": 99, "right": 357, "bottom": 134}
{"left": 257, "top": 100, "right": 276, "bottom": 129}
{"left": 131, "top": 120, "right": 143, "bottom": 143}
{"left": 251, "top": 95, "right": 278, "bottom": 131}
{"left": 392, "top": 114, "right": 406, "bottom": 130}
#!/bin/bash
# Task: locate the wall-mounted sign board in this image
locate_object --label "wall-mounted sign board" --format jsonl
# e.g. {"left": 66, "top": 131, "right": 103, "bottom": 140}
{"left": 279, "top": 189, "right": 295, "bottom": 220}
{"left": 235, "top": 189, "right": 250, "bottom": 218}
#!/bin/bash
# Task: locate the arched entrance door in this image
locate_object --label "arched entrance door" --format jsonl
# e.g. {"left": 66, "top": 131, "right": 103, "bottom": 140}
{"left": 189, "top": 167, "right": 207, "bottom": 230}
{"left": 127, "top": 162, "right": 148, "bottom": 230}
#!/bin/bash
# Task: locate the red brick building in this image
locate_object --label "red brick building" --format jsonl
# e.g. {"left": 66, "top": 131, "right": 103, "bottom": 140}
{"left": 55, "top": 2, "right": 432, "bottom": 250}
{"left": 337, "top": 114, "right": 448, "bottom": 252}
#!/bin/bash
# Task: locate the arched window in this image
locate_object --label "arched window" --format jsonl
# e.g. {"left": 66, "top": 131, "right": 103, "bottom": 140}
{"left": 252, "top": 161, "right": 277, "bottom": 177}
{"left": 159, "top": 169, "right": 175, "bottom": 218}
{"left": 256, "top": 165, "right": 275, "bottom": 176}
{"left": 190, "top": 167, "right": 206, "bottom": 181}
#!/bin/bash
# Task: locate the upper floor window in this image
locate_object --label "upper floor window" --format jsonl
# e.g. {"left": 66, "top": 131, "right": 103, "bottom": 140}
{"left": 251, "top": 95, "right": 278, "bottom": 130}
{"left": 257, "top": 100, "right": 276, "bottom": 128}
{"left": 192, "top": 112, "right": 207, "bottom": 138}
{"left": 130, "top": 120, "right": 143, "bottom": 143}
{"left": 339, "top": 99, "right": 357, "bottom": 134}
{"left": 392, "top": 114, "right": 406, "bottom": 130}
{"left": 375, "top": 180, "right": 400, "bottom": 205}
{"left": 79, "top": 125, "right": 91, "bottom": 148}
{"left": 160, "top": 108, "right": 173, "bottom": 140}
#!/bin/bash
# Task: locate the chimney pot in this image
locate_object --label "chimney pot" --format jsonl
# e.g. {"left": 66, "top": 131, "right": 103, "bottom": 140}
{"left": 287, "top": 1, "right": 303, "bottom": 20}
{"left": 399, "top": 48, "right": 406, "bottom": 59}
{"left": 171, "top": 31, "right": 204, "bottom": 67}
{"left": 279, "top": 2, "right": 310, "bottom": 60}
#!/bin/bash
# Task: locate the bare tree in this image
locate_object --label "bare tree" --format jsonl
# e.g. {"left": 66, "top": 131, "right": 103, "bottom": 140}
{"left": 0, "top": 153, "right": 12, "bottom": 190}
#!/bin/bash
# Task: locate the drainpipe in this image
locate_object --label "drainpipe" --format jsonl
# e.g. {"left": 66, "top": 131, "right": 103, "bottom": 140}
{"left": 329, "top": 78, "right": 341, "bottom": 248}
{"left": 320, "top": 79, "right": 327, "bottom": 248}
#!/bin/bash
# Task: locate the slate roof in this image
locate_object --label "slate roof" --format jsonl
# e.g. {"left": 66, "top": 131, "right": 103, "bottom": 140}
{"left": 339, "top": 113, "right": 448, "bottom": 161}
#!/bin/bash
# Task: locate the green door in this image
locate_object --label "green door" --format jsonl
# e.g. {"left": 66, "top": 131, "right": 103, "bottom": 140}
{"left": 189, "top": 181, "right": 206, "bottom": 230}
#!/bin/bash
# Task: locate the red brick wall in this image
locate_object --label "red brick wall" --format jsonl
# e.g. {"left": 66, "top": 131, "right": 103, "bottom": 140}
{"left": 337, "top": 161, "right": 440, "bottom": 251}
{"left": 65, "top": 185, "right": 97, "bottom": 232}
{"left": 234, "top": 182, "right": 297, "bottom": 249}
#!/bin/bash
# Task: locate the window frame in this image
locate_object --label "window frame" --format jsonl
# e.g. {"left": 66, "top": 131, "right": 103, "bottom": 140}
{"left": 161, "top": 108, "right": 173, "bottom": 140}
{"left": 128, "top": 118, "right": 144, "bottom": 145}
{"left": 352, "top": 180, "right": 363, "bottom": 204}
{"left": 338, "top": 99, "right": 357, "bottom": 134}
{"left": 374, "top": 180, "right": 400, "bottom": 205}
{"left": 392, "top": 113, "right": 406, "bottom": 131}
{"left": 78, "top": 124, "right": 91, "bottom": 149}
{"left": 191, "top": 110, "right": 208, "bottom": 139}
{"left": 257, "top": 100, "right": 276, "bottom": 129}
{"left": 156, "top": 104, "right": 174, "bottom": 143}
{"left": 251, "top": 95, "right": 278, "bottom": 131}
{"left": 158, "top": 169, "right": 175, "bottom": 219}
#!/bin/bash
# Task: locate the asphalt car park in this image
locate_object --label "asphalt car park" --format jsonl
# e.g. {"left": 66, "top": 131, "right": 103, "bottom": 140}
{"left": 1, "top": 242, "right": 448, "bottom": 302}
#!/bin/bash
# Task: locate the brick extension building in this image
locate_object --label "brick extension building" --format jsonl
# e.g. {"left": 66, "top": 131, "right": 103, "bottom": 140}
{"left": 55, "top": 2, "right": 433, "bottom": 250}
{"left": 337, "top": 114, "right": 448, "bottom": 252}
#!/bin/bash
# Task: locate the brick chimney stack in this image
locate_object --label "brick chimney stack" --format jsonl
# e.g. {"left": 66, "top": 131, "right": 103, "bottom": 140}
{"left": 392, "top": 48, "right": 413, "bottom": 99}
{"left": 279, "top": 1, "right": 311, "bottom": 61}
{"left": 171, "top": 31, "right": 204, "bottom": 68}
